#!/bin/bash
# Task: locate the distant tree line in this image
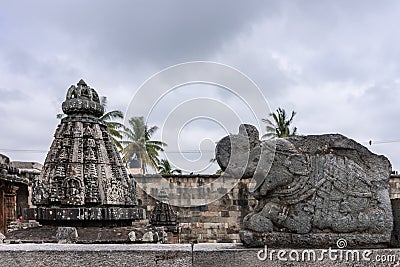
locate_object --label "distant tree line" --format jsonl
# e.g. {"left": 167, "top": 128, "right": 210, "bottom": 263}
{"left": 70, "top": 98, "right": 297, "bottom": 175}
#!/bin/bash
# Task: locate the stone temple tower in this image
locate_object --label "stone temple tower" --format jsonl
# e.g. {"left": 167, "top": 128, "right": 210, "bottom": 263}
{"left": 25, "top": 80, "right": 143, "bottom": 226}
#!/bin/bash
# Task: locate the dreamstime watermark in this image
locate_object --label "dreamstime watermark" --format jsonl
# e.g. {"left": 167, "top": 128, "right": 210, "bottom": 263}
{"left": 257, "top": 238, "right": 397, "bottom": 264}
{"left": 125, "top": 61, "right": 275, "bottom": 207}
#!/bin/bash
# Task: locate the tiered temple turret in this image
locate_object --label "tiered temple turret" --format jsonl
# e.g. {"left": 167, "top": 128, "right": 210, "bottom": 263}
{"left": 25, "top": 80, "right": 144, "bottom": 226}
{"left": 149, "top": 189, "right": 178, "bottom": 227}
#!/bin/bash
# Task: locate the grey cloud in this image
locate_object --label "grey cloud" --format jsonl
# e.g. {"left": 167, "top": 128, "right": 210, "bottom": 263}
{"left": 2, "top": 1, "right": 273, "bottom": 67}
{"left": 0, "top": 88, "right": 27, "bottom": 102}
{"left": 0, "top": 1, "right": 399, "bottom": 172}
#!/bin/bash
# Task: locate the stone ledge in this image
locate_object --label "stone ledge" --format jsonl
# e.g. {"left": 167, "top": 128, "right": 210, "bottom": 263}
{"left": 24, "top": 207, "right": 145, "bottom": 226}
{"left": 5, "top": 225, "right": 171, "bottom": 244}
{"left": 240, "top": 230, "right": 391, "bottom": 248}
{"left": 0, "top": 243, "right": 400, "bottom": 266}
{"left": 0, "top": 243, "right": 192, "bottom": 251}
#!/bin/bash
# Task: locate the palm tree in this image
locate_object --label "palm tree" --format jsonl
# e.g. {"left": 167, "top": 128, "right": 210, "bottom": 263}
{"left": 262, "top": 107, "right": 297, "bottom": 138}
{"left": 99, "top": 97, "right": 125, "bottom": 151}
{"left": 158, "top": 159, "right": 182, "bottom": 175}
{"left": 121, "top": 116, "right": 166, "bottom": 173}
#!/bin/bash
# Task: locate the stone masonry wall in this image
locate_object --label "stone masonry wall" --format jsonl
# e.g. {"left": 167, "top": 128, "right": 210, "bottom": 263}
{"left": 135, "top": 175, "right": 256, "bottom": 243}
{"left": 390, "top": 174, "right": 400, "bottom": 199}
{"left": 136, "top": 172, "right": 400, "bottom": 244}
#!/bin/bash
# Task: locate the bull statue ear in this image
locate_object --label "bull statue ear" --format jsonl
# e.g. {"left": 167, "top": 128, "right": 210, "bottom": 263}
{"left": 285, "top": 154, "right": 311, "bottom": 176}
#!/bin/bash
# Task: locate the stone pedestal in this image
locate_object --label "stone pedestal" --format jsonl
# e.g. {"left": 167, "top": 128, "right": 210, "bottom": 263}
{"left": 24, "top": 207, "right": 145, "bottom": 227}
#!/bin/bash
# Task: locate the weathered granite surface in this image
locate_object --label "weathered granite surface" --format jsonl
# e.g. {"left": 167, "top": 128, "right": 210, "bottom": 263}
{"left": 149, "top": 189, "right": 178, "bottom": 227}
{"left": 0, "top": 154, "right": 28, "bottom": 184}
{"left": 0, "top": 154, "right": 29, "bottom": 234}
{"left": 0, "top": 244, "right": 192, "bottom": 267}
{"left": 5, "top": 223, "right": 170, "bottom": 244}
{"left": 216, "top": 125, "right": 393, "bottom": 247}
{"left": 391, "top": 199, "right": 400, "bottom": 247}
{"left": 25, "top": 80, "right": 141, "bottom": 226}
{"left": 0, "top": 243, "right": 399, "bottom": 267}
{"left": 136, "top": 174, "right": 256, "bottom": 243}
{"left": 56, "top": 227, "right": 78, "bottom": 243}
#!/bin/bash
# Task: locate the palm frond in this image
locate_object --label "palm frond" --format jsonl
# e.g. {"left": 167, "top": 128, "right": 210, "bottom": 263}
{"left": 262, "top": 107, "right": 298, "bottom": 138}
{"left": 56, "top": 113, "right": 65, "bottom": 119}
{"left": 121, "top": 116, "right": 166, "bottom": 173}
{"left": 100, "top": 110, "right": 124, "bottom": 122}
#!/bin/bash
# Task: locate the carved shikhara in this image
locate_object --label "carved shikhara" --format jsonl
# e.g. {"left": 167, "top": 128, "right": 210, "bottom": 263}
{"left": 149, "top": 189, "right": 178, "bottom": 227}
{"left": 26, "top": 80, "right": 141, "bottom": 225}
{"left": 34, "top": 120, "right": 135, "bottom": 206}
{"left": 216, "top": 124, "right": 393, "bottom": 247}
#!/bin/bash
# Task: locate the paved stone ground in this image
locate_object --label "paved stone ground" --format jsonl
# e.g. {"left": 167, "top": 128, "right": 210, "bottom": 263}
{"left": 1, "top": 243, "right": 400, "bottom": 266}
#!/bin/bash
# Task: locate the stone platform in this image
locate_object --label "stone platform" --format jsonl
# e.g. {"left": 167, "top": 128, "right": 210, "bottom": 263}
{"left": 240, "top": 231, "right": 391, "bottom": 248}
{"left": 24, "top": 207, "right": 145, "bottom": 226}
{"left": 4, "top": 224, "right": 172, "bottom": 244}
{"left": 0, "top": 243, "right": 400, "bottom": 266}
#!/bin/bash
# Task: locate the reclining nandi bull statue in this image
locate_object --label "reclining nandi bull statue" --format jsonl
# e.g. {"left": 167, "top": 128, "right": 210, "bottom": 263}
{"left": 215, "top": 124, "right": 393, "bottom": 247}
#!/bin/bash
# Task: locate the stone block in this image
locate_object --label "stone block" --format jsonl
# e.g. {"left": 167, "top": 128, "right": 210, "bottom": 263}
{"left": 128, "top": 231, "right": 136, "bottom": 242}
{"left": 0, "top": 233, "right": 5, "bottom": 243}
{"left": 220, "top": 211, "right": 229, "bottom": 217}
{"left": 142, "top": 231, "right": 154, "bottom": 242}
{"left": 56, "top": 227, "right": 78, "bottom": 244}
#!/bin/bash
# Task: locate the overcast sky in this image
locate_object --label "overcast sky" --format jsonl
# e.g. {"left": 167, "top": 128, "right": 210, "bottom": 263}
{"left": 0, "top": 1, "right": 399, "bottom": 173}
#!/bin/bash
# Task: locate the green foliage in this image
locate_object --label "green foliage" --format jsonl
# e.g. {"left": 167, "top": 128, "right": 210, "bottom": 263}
{"left": 215, "top": 169, "right": 223, "bottom": 175}
{"left": 262, "top": 107, "right": 297, "bottom": 138}
{"left": 56, "top": 113, "right": 65, "bottom": 119}
{"left": 158, "top": 159, "right": 182, "bottom": 175}
{"left": 98, "top": 96, "right": 125, "bottom": 151}
{"left": 121, "top": 116, "right": 166, "bottom": 173}
{"left": 99, "top": 109, "right": 125, "bottom": 151}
